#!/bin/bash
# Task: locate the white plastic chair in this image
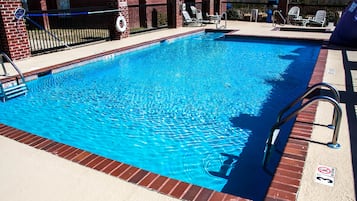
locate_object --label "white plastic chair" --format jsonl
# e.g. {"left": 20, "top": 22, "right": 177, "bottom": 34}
{"left": 287, "top": 6, "right": 302, "bottom": 24}
{"left": 288, "top": 6, "right": 300, "bottom": 20}
{"left": 196, "top": 10, "right": 209, "bottom": 24}
{"left": 250, "top": 9, "right": 258, "bottom": 22}
{"left": 308, "top": 10, "right": 327, "bottom": 27}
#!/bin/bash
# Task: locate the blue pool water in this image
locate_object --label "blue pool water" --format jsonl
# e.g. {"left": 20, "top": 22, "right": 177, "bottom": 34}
{"left": 0, "top": 32, "right": 320, "bottom": 200}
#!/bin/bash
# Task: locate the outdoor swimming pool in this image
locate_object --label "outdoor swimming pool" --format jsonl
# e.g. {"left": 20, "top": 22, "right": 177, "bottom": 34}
{"left": 0, "top": 32, "right": 321, "bottom": 200}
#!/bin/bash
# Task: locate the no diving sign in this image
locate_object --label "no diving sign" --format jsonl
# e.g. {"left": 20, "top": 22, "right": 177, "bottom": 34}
{"left": 314, "top": 165, "right": 336, "bottom": 187}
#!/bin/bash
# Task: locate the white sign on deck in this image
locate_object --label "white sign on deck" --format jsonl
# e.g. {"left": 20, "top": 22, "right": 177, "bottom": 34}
{"left": 314, "top": 165, "right": 336, "bottom": 187}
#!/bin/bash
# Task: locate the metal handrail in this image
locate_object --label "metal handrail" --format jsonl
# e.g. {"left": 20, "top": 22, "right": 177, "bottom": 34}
{"left": 263, "top": 95, "right": 342, "bottom": 168}
{"left": 1, "top": 55, "right": 8, "bottom": 76}
{"left": 222, "top": 12, "right": 227, "bottom": 29}
{"left": 272, "top": 10, "right": 286, "bottom": 26}
{"left": 277, "top": 82, "right": 340, "bottom": 123}
{"left": 215, "top": 12, "right": 227, "bottom": 29}
{"left": 0, "top": 52, "right": 26, "bottom": 85}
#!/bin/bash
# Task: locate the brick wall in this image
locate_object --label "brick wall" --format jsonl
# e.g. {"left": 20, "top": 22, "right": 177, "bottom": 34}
{"left": 0, "top": 0, "right": 31, "bottom": 60}
{"left": 128, "top": 7, "right": 140, "bottom": 28}
{"left": 0, "top": 7, "right": 7, "bottom": 54}
{"left": 127, "top": 0, "right": 170, "bottom": 29}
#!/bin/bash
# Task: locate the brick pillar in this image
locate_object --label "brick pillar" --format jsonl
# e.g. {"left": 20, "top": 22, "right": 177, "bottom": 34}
{"left": 209, "top": 0, "right": 214, "bottom": 15}
{"left": 0, "top": 0, "right": 31, "bottom": 60}
{"left": 108, "top": 0, "right": 130, "bottom": 40}
{"left": 279, "top": 0, "right": 288, "bottom": 16}
{"left": 40, "top": 0, "right": 50, "bottom": 30}
{"left": 176, "top": 0, "right": 183, "bottom": 27}
{"left": 118, "top": 0, "right": 130, "bottom": 38}
{"left": 220, "top": 0, "right": 226, "bottom": 14}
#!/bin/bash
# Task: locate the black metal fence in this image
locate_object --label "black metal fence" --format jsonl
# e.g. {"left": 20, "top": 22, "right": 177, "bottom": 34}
{"left": 128, "top": 3, "right": 168, "bottom": 34}
{"left": 25, "top": 8, "right": 113, "bottom": 55}
{"left": 24, "top": 4, "right": 169, "bottom": 55}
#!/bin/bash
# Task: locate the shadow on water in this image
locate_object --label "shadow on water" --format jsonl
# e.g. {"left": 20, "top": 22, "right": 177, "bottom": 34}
{"left": 210, "top": 44, "right": 320, "bottom": 200}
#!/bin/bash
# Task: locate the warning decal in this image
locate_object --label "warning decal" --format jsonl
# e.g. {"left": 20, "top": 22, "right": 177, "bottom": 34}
{"left": 314, "top": 165, "right": 336, "bottom": 187}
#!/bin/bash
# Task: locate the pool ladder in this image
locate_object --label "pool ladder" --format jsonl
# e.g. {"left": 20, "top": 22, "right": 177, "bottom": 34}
{"left": 272, "top": 10, "right": 286, "bottom": 27}
{"left": 216, "top": 12, "right": 227, "bottom": 29}
{"left": 0, "top": 52, "right": 28, "bottom": 102}
{"left": 262, "top": 82, "right": 342, "bottom": 168}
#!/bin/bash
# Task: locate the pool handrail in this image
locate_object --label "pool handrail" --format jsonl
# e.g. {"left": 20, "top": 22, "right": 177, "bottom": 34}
{"left": 0, "top": 51, "right": 26, "bottom": 84}
{"left": 0, "top": 51, "right": 28, "bottom": 102}
{"left": 272, "top": 10, "right": 286, "bottom": 26}
{"left": 263, "top": 83, "right": 342, "bottom": 169}
{"left": 277, "top": 82, "right": 340, "bottom": 126}
{"left": 212, "top": 12, "right": 227, "bottom": 30}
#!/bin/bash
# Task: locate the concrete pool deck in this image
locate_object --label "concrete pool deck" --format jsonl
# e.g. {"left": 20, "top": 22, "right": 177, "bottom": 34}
{"left": 0, "top": 21, "right": 356, "bottom": 200}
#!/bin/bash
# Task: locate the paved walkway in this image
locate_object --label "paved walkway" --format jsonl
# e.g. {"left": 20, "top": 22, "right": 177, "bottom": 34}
{"left": 0, "top": 21, "right": 355, "bottom": 201}
{"left": 297, "top": 46, "right": 356, "bottom": 201}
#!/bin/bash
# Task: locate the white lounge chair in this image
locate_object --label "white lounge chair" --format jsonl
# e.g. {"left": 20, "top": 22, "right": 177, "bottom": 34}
{"left": 308, "top": 10, "right": 327, "bottom": 27}
{"left": 190, "top": 6, "right": 197, "bottom": 17}
{"left": 182, "top": 10, "right": 204, "bottom": 26}
{"left": 182, "top": 10, "right": 198, "bottom": 25}
{"left": 189, "top": 6, "right": 209, "bottom": 24}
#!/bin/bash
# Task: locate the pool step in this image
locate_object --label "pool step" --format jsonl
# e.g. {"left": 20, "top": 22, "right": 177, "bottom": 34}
{"left": 1, "top": 83, "right": 28, "bottom": 102}
{"left": 1, "top": 51, "right": 28, "bottom": 102}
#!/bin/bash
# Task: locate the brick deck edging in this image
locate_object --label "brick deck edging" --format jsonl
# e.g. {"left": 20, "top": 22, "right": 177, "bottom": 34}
{"left": 0, "top": 34, "right": 328, "bottom": 201}
{"left": 265, "top": 47, "right": 328, "bottom": 201}
{"left": 0, "top": 123, "right": 248, "bottom": 201}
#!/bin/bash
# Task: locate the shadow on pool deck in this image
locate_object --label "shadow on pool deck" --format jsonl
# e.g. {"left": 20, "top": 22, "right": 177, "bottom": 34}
{"left": 339, "top": 47, "right": 357, "bottom": 198}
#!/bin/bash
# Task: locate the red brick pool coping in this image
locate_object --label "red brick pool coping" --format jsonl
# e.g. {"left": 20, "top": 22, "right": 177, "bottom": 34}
{"left": 0, "top": 31, "right": 328, "bottom": 201}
